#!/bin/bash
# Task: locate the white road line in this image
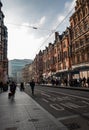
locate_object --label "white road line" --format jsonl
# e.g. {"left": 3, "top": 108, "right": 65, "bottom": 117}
{"left": 36, "top": 88, "right": 89, "bottom": 101}
{"left": 50, "top": 104, "right": 64, "bottom": 111}
{"left": 42, "top": 98, "right": 49, "bottom": 103}
{"left": 57, "top": 115, "right": 79, "bottom": 121}
{"left": 82, "top": 101, "right": 89, "bottom": 105}
{"left": 46, "top": 90, "right": 89, "bottom": 100}
{"left": 41, "top": 92, "right": 51, "bottom": 97}
{"left": 60, "top": 102, "right": 86, "bottom": 109}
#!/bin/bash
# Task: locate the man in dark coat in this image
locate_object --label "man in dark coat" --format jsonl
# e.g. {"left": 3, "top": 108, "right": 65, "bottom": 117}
{"left": 30, "top": 79, "right": 35, "bottom": 95}
{"left": 9, "top": 81, "right": 16, "bottom": 98}
{"left": 0, "top": 81, "right": 3, "bottom": 92}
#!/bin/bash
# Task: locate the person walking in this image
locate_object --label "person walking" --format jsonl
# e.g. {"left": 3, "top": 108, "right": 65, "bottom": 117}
{"left": 0, "top": 81, "right": 3, "bottom": 92}
{"left": 87, "top": 77, "right": 89, "bottom": 88}
{"left": 20, "top": 82, "right": 24, "bottom": 91}
{"left": 9, "top": 81, "right": 16, "bottom": 99}
{"left": 30, "top": 79, "right": 35, "bottom": 95}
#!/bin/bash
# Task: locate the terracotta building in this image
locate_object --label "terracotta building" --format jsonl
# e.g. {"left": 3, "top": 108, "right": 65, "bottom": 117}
{"left": 70, "top": 0, "right": 89, "bottom": 79}
{"left": 53, "top": 29, "right": 71, "bottom": 81}
{"left": 42, "top": 43, "right": 55, "bottom": 81}
{"left": 34, "top": 50, "right": 43, "bottom": 83}
{"left": 0, "top": 1, "right": 8, "bottom": 82}
{"left": 23, "top": 0, "right": 89, "bottom": 85}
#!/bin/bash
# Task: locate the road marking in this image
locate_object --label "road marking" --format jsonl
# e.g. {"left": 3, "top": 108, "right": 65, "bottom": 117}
{"left": 60, "top": 102, "right": 86, "bottom": 109}
{"left": 57, "top": 96, "right": 71, "bottom": 101}
{"left": 42, "top": 98, "right": 49, "bottom": 103}
{"left": 41, "top": 92, "right": 51, "bottom": 97}
{"left": 82, "top": 101, "right": 89, "bottom": 105}
{"left": 50, "top": 104, "right": 64, "bottom": 111}
{"left": 48, "top": 97, "right": 56, "bottom": 102}
{"left": 47, "top": 90, "right": 89, "bottom": 100}
{"left": 57, "top": 115, "right": 79, "bottom": 121}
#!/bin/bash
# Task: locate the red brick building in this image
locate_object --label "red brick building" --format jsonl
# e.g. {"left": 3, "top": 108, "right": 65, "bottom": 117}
{"left": 0, "top": 1, "right": 8, "bottom": 82}
{"left": 70, "top": 0, "right": 89, "bottom": 79}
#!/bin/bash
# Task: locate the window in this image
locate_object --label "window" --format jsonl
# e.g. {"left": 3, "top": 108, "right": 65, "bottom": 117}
{"left": 63, "top": 61, "right": 66, "bottom": 69}
{"left": 72, "top": 55, "right": 75, "bottom": 64}
{"left": 72, "top": 44, "right": 75, "bottom": 51}
{"left": 0, "top": 54, "right": 2, "bottom": 61}
{"left": 75, "top": 42, "right": 79, "bottom": 48}
{"left": 80, "top": 40, "right": 84, "bottom": 46}
{"left": 58, "top": 63, "right": 61, "bottom": 70}
{"left": 80, "top": 13, "right": 83, "bottom": 19}
{"left": 79, "top": 25, "right": 83, "bottom": 34}
{"left": 87, "top": 53, "right": 89, "bottom": 60}
{"left": 86, "top": 37, "right": 89, "bottom": 43}
{"left": 63, "top": 51, "right": 67, "bottom": 59}
{"left": 84, "top": 22, "right": 89, "bottom": 31}
{"left": 85, "top": 7, "right": 88, "bottom": 15}
{"left": 58, "top": 52, "right": 62, "bottom": 61}
{"left": 77, "top": 55, "right": 80, "bottom": 63}
{"left": 63, "top": 41, "right": 66, "bottom": 48}
{"left": 81, "top": 54, "right": 85, "bottom": 61}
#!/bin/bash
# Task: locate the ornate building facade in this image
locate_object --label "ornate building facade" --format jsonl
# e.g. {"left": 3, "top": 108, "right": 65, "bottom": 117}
{"left": 22, "top": 0, "right": 89, "bottom": 85}
{"left": 70, "top": 0, "right": 89, "bottom": 79}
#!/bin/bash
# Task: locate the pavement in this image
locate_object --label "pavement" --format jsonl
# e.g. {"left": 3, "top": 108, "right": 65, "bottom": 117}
{"left": 0, "top": 88, "right": 68, "bottom": 130}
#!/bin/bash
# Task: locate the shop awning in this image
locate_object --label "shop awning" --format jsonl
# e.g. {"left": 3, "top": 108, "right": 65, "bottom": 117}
{"left": 73, "top": 66, "right": 89, "bottom": 71}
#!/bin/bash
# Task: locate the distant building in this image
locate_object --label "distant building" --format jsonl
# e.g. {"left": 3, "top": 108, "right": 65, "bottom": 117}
{"left": 8, "top": 59, "right": 33, "bottom": 81}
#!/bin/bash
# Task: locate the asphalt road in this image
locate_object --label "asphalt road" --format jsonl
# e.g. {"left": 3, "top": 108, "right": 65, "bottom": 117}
{"left": 24, "top": 85, "right": 89, "bottom": 130}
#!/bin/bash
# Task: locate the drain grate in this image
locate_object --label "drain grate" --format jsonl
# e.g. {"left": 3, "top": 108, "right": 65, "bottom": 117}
{"left": 28, "top": 118, "right": 39, "bottom": 122}
{"left": 66, "top": 123, "right": 81, "bottom": 130}
{"left": 5, "top": 127, "right": 17, "bottom": 130}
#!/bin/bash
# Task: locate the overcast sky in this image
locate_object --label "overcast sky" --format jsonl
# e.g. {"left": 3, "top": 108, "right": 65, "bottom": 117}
{"left": 1, "top": 0, "right": 76, "bottom": 60}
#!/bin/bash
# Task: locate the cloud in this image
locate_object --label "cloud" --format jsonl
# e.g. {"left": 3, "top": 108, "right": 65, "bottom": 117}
{"left": 38, "top": 16, "right": 46, "bottom": 27}
{"left": 7, "top": 23, "right": 47, "bottom": 60}
{"left": 58, "top": 15, "right": 65, "bottom": 23}
{"left": 51, "top": 0, "right": 76, "bottom": 34}
{"left": 64, "top": 0, "right": 76, "bottom": 11}
{"left": 30, "top": 16, "right": 46, "bottom": 29}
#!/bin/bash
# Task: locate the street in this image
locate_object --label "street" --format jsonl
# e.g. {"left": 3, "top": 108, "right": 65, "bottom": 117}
{"left": 25, "top": 85, "right": 89, "bottom": 130}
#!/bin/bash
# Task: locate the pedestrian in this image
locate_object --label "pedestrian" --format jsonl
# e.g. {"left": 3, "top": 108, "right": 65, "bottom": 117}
{"left": 82, "top": 77, "right": 86, "bottom": 87}
{"left": 30, "top": 79, "right": 35, "bottom": 95}
{"left": 0, "top": 81, "right": 3, "bottom": 92}
{"left": 9, "top": 81, "right": 16, "bottom": 99}
{"left": 20, "top": 82, "right": 24, "bottom": 91}
{"left": 87, "top": 77, "right": 89, "bottom": 87}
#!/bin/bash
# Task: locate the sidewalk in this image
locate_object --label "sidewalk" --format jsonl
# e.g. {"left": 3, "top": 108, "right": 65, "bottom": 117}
{"left": 0, "top": 88, "right": 68, "bottom": 130}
